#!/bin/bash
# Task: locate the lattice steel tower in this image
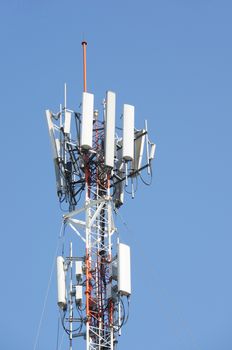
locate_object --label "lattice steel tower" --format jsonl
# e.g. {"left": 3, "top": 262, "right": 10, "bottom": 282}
{"left": 45, "top": 41, "right": 156, "bottom": 350}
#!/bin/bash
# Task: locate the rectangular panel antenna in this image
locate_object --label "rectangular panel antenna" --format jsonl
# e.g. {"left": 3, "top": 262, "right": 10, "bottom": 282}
{"left": 75, "top": 261, "right": 83, "bottom": 281}
{"left": 80, "top": 92, "right": 94, "bottom": 150}
{"left": 118, "top": 243, "right": 131, "bottom": 296}
{"left": 75, "top": 285, "right": 82, "bottom": 306}
{"left": 104, "top": 91, "right": 116, "bottom": 168}
{"left": 56, "top": 256, "right": 67, "bottom": 310}
{"left": 122, "top": 104, "right": 134, "bottom": 161}
{"left": 45, "top": 110, "right": 58, "bottom": 159}
{"left": 150, "top": 143, "right": 156, "bottom": 160}
{"left": 64, "top": 110, "right": 72, "bottom": 134}
{"left": 133, "top": 129, "right": 146, "bottom": 171}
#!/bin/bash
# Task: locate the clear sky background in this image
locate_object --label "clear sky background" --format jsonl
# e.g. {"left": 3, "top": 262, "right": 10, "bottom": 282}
{"left": 1, "top": 1, "right": 232, "bottom": 349}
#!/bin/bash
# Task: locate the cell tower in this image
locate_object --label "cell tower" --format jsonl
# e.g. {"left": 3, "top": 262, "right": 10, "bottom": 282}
{"left": 45, "top": 41, "right": 156, "bottom": 350}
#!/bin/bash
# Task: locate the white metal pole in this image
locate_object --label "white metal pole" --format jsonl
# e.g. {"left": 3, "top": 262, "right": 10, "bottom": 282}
{"left": 69, "top": 241, "right": 73, "bottom": 350}
{"left": 64, "top": 83, "right": 67, "bottom": 110}
{"left": 85, "top": 184, "right": 90, "bottom": 350}
{"left": 145, "top": 120, "right": 150, "bottom": 175}
{"left": 59, "top": 103, "right": 62, "bottom": 128}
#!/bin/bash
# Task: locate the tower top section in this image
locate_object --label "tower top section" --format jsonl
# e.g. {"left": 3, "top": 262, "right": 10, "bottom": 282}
{"left": 45, "top": 42, "right": 156, "bottom": 212}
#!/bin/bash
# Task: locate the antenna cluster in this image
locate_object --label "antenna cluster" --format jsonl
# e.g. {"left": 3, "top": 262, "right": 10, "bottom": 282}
{"left": 45, "top": 42, "right": 156, "bottom": 350}
{"left": 46, "top": 89, "right": 155, "bottom": 212}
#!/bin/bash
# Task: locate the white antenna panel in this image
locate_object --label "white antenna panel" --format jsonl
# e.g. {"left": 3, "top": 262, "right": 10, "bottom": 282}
{"left": 150, "top": 143, "right": 156, "bottom": 160}
{"left": 56, "top": 256, "right": 67, "bottom": 310}
{"left": 75, "top": 261, "right": 83, "bottom": 281}
{"left": 55, "top": 139, "right": 61, "bottom": 158}
{"left": 80, "top": 92, "right": 94, "bottom": 150}
{"left": 45, "top": 110, "right": 58, "bottom": 159}
{"left": 122, "top": 104, "right": 134, "bottom": 161}
{"left": 104, "top": 91, "right": 116, "bottom": 168}
{"left": 64, "top": 110, "right": 72, "bottom": 134}
{"left": 75, "top": 285, "right": 82, "bottom": 306}
{"left": 118, "top": 243, "right": 131, "bottom": 296}
{"left": 53, "top": 159, "right": 63, "bottom": 193}
{"left": 133, "top": 130, "right": 145, "bottom": 171}
{"left": 46, "top": 112, "right": 63, "bottom": 193}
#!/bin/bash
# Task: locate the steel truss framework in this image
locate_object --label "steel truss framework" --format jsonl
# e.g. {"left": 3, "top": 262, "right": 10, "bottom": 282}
{"left": 54, "top": 112, "right": 129, "bottom": 350}
{"left": 64, "top": 189, "right": 117, "bottom": 349}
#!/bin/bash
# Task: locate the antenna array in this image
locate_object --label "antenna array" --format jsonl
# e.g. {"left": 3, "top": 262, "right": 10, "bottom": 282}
{"left": 45, "top": 43, "right": 156, "bottom": 350}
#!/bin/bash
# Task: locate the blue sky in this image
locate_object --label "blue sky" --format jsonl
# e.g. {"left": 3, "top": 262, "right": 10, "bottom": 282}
{"left": 1, "top": 1, "right": 232, "bottom": 349}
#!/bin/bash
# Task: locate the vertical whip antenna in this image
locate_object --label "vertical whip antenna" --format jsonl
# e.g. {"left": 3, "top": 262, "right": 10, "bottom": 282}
{"left": 64, "top": 83, "right": 67, "bottom": 110}
{"left": 82, "top": 41, "right": 87, "bottom": 92}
